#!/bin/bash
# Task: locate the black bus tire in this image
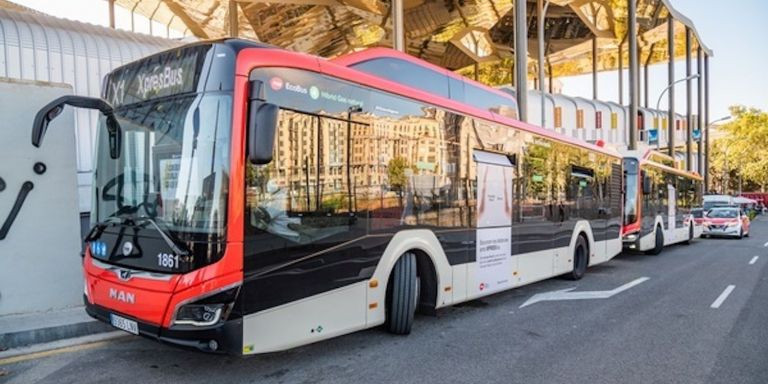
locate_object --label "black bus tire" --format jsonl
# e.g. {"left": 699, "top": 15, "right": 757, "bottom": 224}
{"left": 684, "top": 224, "right": 693, "bottom": 245}
{"left": 564, "top": 235, "right": 588, "bottom": 281}
{"left": 646, "top": 225, "right": 664, "bottom": 255}
{"left": 386, "top": 252, "right": 417, "bottom": 335}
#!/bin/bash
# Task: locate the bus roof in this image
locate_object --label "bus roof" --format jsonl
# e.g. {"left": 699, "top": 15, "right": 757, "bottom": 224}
{"left": 332, "top": 47, "right": 519, "bottom": 106}
{"left": 236, "top": 45, "right": 621, "bottom": 160}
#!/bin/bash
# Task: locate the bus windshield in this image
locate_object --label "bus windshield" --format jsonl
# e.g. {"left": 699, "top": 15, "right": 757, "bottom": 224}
{"left": 623, "top": 158, "right": 638, "bottom": 226}
{"left": 91, "top": 92, "right": 232, "bottom": 238}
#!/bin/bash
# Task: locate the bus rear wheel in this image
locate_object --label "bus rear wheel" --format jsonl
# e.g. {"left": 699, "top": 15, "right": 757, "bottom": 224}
{"left": 646, "top": 225, "right": 664, "bottom": 255}
{"left": 385, "top": 252, "right": 417, "bottom": 335}
{"left": 565, "top": 235, "right": 588, "bottom": 281}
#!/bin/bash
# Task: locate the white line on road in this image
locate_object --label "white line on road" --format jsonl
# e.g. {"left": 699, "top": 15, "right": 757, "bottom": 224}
{"left": 764, "top": 241, "right": 768, "bottom": 247}
{"left": 519, "top": 277, "right": 650, "bottom": 308}
{"left": 711, "top": 285, "right": 736, "bottom": 309}
{"left": 749, "top": 256, "right": 759, "bottom": 265}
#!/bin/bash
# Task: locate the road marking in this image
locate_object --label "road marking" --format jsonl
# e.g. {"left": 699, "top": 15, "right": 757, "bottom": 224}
{"left": 749, "top": 256, "right": 759, "bottom": 265}
{"left": 711, "top": 285, "right": 736, "bottom": 309}
{"left": 764, "top": 241, "right": 768, "bottom": 247}
{"left": 0, "top": 340, "right": 112, "bottom": 366}
{"left": 520, "top": 277, "right": 650, "bottom": 308}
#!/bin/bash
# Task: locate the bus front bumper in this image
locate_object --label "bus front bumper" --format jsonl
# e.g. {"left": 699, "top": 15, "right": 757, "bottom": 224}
{"left": 622, "top": 232, "right": 641, "bottom": 250}
{"left": 84, "top": 297, "right": 243, "bottom": 354}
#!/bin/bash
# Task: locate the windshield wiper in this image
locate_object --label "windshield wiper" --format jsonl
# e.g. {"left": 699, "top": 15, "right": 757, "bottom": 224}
{"left": 84, "top": 216, "right": 123, "bottom": 242}
{"left": 85, "top": 214, "right": 190, "bottom": 257}
{"left": 134, "top": 216, "right": 190, "bottom": 257}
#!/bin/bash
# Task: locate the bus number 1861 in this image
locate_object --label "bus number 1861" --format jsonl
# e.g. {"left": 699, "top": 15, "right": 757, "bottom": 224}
{"left": 157, "top": 253, "right": 179, "bottom": 269}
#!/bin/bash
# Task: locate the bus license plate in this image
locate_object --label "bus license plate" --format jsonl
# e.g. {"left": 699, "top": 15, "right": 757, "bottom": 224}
{"left": 110, "top": 314, "right": 139, "bottom": 335}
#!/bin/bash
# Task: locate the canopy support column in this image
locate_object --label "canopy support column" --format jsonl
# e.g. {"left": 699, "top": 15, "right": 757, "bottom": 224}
{"left": 618, "top": 41, "right": 623, "bottom": 105}
{"left": 667, "top": 17, "right": 675, "bottom": 158}
{"left": 392, "top": 0, "right": 404, "bottom": 51}
{"left": 515, "top": 0, "right": 529, "bottom": 122}
{"left": 704, "top": 54, "right": 711, "bottom": 191}
{"left": 592, "top": 36, "right": 598, "bottom": 100}
{"left": 108, "top": 0, "right": 115, "bottom": 29}
{"left": 228, "top": 0, "right": 238, "bottom": 37}
{"left": 628, "top": 0, "right": 638, "bottom": 150}
{"left": 686, "top": 27, "right": 693, "bottom": 170}
{"left": 697, "top": 46, "right": 704, "bottom": 176}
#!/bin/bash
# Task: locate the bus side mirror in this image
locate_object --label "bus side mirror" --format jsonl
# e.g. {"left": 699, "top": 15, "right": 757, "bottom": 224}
{"left": 248, "top": 102, "right": 279, "bottom": 165}
{"left": 32, "top": 95, "right": 121, "bottom": 159}
{"left": 642, "top": 175, "right": 652, "bottom": 195}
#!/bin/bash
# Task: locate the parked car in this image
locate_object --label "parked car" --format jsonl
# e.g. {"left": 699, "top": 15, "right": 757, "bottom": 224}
{"left": 703, "top": 195, "right": 735, "bottom": 212}
{"left": 702, "top": 207, "right": 750, "bottom": 239}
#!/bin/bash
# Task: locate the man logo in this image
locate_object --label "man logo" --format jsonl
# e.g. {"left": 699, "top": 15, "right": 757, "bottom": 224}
{"left": 118, "top": 269, "right": 132, "bottom": 281}
{"left": 108, "top": 288, "right": 136, "bottom": 304}
{"left": 121, "top": 241, "right": 134, "bottom": 257}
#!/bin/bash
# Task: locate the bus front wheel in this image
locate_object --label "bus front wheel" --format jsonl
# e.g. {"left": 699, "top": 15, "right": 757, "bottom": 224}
{"left": 385, "top": 252, "right": 417, "bottom": 335}
{"left": 565, "top": 235, "right": 589, "bottom": 281}
{"left": 646, "top": 225, "right": 664, "bottom": 255}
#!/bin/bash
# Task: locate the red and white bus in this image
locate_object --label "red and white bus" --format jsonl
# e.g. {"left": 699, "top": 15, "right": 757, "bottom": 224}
{"left": 621, "top": 150, "right": 703, "bottom": 254}
{"left": 33, "top": 39, "right": 623, "bottom": 355}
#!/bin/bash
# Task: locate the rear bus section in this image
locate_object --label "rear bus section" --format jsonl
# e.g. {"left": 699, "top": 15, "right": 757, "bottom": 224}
{"left": 621, "top": 151, "right": 702, "bottom": 254}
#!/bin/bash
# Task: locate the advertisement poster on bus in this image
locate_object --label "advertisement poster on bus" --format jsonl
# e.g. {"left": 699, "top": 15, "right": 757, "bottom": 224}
{"left": 476, "top": 160, "right": 513, "bottom": 293}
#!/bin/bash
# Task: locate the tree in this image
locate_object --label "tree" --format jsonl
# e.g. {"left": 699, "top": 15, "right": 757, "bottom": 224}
{"left": 708, "top": 106, "right": 768, "bottom": 193}
{"left": 387, "top": 156, "right": 414, "bottom": 205}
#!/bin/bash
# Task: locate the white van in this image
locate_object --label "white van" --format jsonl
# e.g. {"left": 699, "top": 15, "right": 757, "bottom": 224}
{"left": 703, "top": 195, "right": 734, "bottom": 211}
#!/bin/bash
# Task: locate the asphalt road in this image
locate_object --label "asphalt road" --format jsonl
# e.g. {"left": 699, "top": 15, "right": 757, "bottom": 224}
{"left": 3, "top": 218, "right": 768, "bottom": 384}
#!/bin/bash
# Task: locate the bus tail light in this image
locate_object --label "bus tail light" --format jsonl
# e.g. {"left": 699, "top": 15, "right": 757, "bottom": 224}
{"left": 172, "top": 284, "right": 240, "bottom": 327}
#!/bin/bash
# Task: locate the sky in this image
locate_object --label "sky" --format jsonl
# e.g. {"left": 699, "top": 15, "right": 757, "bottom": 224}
{"left": 557, "top": 0, "right": 768, "bottom": 120}
{"left": 9, "top": 0, "right": 768, "bottom": 120}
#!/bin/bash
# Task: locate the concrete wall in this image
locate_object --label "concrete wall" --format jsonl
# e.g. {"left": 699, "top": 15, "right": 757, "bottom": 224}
{"left": 0, "top": 78, "right": 81, "bottom": 316}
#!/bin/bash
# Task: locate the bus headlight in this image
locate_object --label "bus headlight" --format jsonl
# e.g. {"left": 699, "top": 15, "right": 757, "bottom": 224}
{"left": 172, "top": 284, "right": 240, "bottom": 327}
{"left": 175, "top": 304, "right": 225, "bottom": 326}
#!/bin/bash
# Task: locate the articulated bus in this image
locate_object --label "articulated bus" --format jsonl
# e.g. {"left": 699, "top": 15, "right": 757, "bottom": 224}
{"left": 621, "top": 150, "right": 703, "bottom": 255}
{"left": 32, "top": 39, "right": 622, "bottom": 355}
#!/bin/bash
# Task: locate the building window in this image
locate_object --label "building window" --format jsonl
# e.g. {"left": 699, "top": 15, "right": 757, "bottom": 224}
{"left": 576, "top": 109, "right": 584, "bottom": 129}
{"left": 554, "top": 106, "right": 563, "bottom": 128}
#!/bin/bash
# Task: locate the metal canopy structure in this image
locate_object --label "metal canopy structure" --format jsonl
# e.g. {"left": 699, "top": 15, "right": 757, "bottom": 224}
{"left": 113, "top": 0, "right": 710, "bottom": 77}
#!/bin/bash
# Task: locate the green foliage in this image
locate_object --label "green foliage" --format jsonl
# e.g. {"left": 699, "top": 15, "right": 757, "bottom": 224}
{"left": 709, "top": 106, "right": 768, "bottom": 192}
{"left": 320, "top": 195, "right": 345, "bottom": 213}
{"left": 387, "top": 156, "right": 412, "bottom": 191}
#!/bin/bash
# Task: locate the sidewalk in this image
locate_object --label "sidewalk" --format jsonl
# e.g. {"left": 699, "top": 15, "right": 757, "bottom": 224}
{"left": 0, "top": 306, "right": 114, "bottom": 352}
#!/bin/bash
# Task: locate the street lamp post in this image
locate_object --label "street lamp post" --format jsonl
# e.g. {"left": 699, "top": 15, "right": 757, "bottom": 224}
{"left": 708, "top": 115, "right": 731, "bottom": 194}
{"left": 655, "top": 74, "right": 700, "bottom": 152}
{"left": 655, "top": 74, "right": 701, "bottom": 112}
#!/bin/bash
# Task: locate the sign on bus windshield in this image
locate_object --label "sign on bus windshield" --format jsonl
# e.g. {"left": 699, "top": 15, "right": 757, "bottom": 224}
{"left": 104, "top": 45, "right": 209, "bottom": 107}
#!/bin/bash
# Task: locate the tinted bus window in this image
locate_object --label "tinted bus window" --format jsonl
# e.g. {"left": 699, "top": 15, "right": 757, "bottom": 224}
{"left": 350, "top": 58, "right": 450, "bottom": 99}
{"left": 464, "top": 83, "right": 518, "bottom": 119}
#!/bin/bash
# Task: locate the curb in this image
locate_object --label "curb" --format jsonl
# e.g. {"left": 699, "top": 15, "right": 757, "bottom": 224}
{"left": 0, "top": 331, "right": 128, "bottom": 362}
{"left": 0, "top": 319, "right": 113, "bottom": 351}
